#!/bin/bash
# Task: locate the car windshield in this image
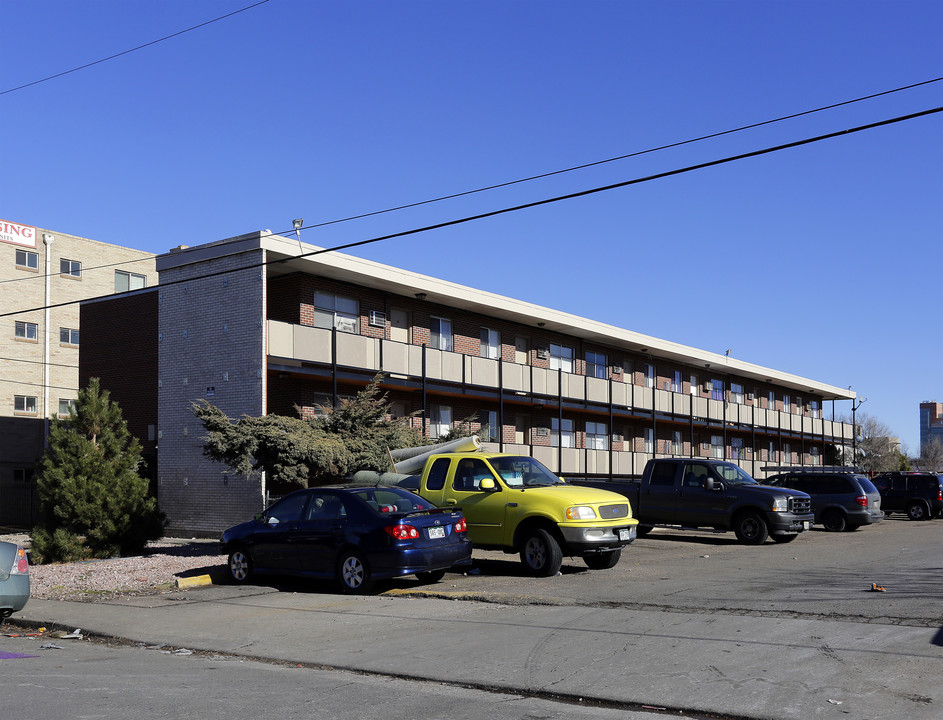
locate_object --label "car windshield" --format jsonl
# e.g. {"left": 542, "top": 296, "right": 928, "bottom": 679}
{"left": 488, "top": 456, "right": 565, "bottom": 488}
{"left": 712, "top": 463, "right": 759, "bottom": 487}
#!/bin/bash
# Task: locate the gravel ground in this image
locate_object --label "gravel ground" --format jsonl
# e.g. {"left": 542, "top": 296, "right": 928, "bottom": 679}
{"left": 0, "top": 533, "right": 224, "bottom": 602}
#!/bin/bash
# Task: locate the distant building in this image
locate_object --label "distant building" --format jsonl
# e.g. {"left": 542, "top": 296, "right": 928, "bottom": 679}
{"left": 920, "top": 401, "right": 943, "bottom": 455}
{"left": 0, "top": 219, "right": 156, "bottom": 528}
{"left": 81, "top": 231, "right": 858, "bottom": 537}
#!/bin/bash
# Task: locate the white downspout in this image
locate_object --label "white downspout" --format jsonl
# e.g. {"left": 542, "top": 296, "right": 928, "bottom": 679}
{"left": 42, "top": 233, "right": 53, "bottom": 446}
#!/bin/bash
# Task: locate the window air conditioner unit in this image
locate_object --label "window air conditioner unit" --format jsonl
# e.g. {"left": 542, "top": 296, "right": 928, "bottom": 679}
{"left": 369, "top": 310, "right": 387, "bottom": 327}
{"left": 747, "top": 393, "right": 755, "bottom": 401}
{"left": 703, "top": 381, "right": 713, "bottom": 392}
{"left": 536, "top": 347, "right": 550, "bottom": 360}
{"left": 536, "top": 427, "right": 550, "bottom": 437}
{"left": 610, "top": 365, "right": 622, "bottom": 375}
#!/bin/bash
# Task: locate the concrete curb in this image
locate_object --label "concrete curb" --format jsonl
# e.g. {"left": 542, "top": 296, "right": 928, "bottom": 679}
{"left": 174, "top": 574, "right": 215, "bottom": 589}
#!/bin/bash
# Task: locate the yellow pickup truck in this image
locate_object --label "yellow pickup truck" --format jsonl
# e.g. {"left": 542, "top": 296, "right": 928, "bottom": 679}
{"left": 401, "top": 453, "right": 638, "bottom": 576}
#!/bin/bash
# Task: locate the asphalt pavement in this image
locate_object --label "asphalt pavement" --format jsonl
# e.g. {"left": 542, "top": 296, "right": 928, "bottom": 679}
{"left": 13, "top": 578, "right": 943, "bottom": 720}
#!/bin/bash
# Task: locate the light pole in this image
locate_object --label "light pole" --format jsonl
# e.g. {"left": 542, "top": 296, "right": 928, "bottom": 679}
{"left": 292, "top": 218, "right": 304, "bottom": 252}
{"left": 851, "top": 396, "right": 867, "bottom": 466}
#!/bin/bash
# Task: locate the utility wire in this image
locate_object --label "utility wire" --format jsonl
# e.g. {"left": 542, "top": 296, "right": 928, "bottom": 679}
{"left": 1, "top": 78, "right": 938, "bottom": 288}
{"left": 292, "top": 78, "right": 943, "bottom": 234}
{"left": 1, "top": 106, "right": 939, "bottom": 321}
{"left": 0, "top": 0, "right": 272, "bottom": 97}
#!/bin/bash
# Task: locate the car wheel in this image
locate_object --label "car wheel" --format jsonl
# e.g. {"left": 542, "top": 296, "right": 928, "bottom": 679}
{"left": 520, "top": 528, "right": 563, "bottom": 577}
{"left": 636, "top": 525, "right": 654, "bottom": 537}
{"left": 771, "top": 533, "right": 798, "bottom": 543}
{"left": 583, "top": 548, "right": 622, "bottom": 570}
{"left": 227, "top": 548, "right": 253, "bottom": 584}
{"left": 337, "top": 550, "right": 374, "bottom": 594}
{"left": 907, "top": 502, "right": 929, "bottom": 521}
{"left": 822, "top": 509, "right": 847, "bottom": 532}
{"left": 416, "top": 569, "right": 447, "bottom": 584}
{"left": 844, "top": 524, "right": 861, "bottom": 532}
{"left": 733, "top": 511, "right": 769, "bottom": 545}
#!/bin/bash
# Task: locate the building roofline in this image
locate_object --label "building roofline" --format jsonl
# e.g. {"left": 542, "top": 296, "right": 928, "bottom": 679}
{"left": 156, "top": 230, "right": 857, "bottom": 402}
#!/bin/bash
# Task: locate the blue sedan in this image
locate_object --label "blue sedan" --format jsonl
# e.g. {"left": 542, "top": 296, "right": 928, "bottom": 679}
{"left": 220, "top": 485, "right": 472, "bottom": 593}
{"left": 0, "top": 541, "right": 30, "bottom": 623}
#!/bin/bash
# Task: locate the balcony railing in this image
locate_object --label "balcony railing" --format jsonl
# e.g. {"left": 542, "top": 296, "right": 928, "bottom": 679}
{"left": 267, "top": 320, "right": 854, "bottom": 445}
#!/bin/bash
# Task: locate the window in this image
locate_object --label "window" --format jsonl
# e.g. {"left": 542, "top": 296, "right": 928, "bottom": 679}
{"left": 15, "top": 249, "right": 38, "bottom": 269}
{"left": 430, "top": 317, "right": 452, "bottom": 351}
{"left": 730, "top": 383, "right": 744, "bottom": 404}
{"left": 643, "top": 363, "right": 655, "bottom": 388}
{"left": 426, "top": 458, "right": 451, "bottom": 490}
{"left": 796, "top": 396, "right": 803, "bottom": 415}
{"left": 60, "top": 258, "right": 82, "bottom": 277}
{"left": 643, "top": 427, "right": 654, "bottom": 453}
{"left": 480, "top": 328, "right": 500, "bottom": 359}
{"left": 731, "top": 437, "right": 744, "bottom": 460}
{"left": 479, "top": 409, "right": 498, "bottom": 442}
{"left": 15, "top": 321, "right": 38, "bottom": 340}
{"left": 783, "top": 442, "right": 792, "bottom": 464}
{"left": 314, "top": 291, "right": 359, "bottom": 333}
{"left": 115, "top": 269, "right": 147, "bottom": 292}
{"left": 59, "top": 327, "right": 80, "bottom": 345}
{"left": 690, "top": 374, "right": 698, "bottom": 395}
{"left": 783, "top": 395, "right": 791, "bottom": 413}
{"left": 768, "top": 390, "right": 776, "bottom": 409}
{"left": 767, "top": 440, "right": 777, "bottom": 462}
{"left": 586, "top": 421, "right": 608, "bottom": 450}
{"left": 711, "top": 435, "right": 724, "bottom": 459}
{"left": 809, "top": 446, "right": 820, "bottom": 465}
{"left": 13, "top": 468, "right": 34, "bottom": 484}
{"left": 430, "top": 404, "right": 452, "bottom": 439}
{"left": 810, "top": 400, "right": 821, "bottom": 419}
{"left": 671, "top": 370, "right": 682, "bottom": 393}
{"left": 549, "top": 344, "right": 573, "bottom": 373}
{"left": 711, "top": 379, "right": 724, "bottom": 401}
{"left": 14, "top": 395, "right": 37, "bottom": 413}
{"left": 586, "top": 351, "right": 607, "bottom": 379}
{"left": 58, "top": 398, "right": 74, "bottom": 416}
{"left": 649, "top": 462, "right": 676, "bottom": 486}
{"left": 551, "top": 417, "right": 574, "bottom": 448}
{"left": 671, "top": 430, "right": 683, "bottom": 455}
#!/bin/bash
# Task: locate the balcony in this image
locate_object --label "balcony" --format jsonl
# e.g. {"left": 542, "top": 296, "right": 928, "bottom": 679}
{"left": 266, "top": 320, "right": 853, "bottom": 443}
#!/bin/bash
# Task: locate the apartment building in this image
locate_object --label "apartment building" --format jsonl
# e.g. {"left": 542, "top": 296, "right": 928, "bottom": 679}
{"left": 79, "top": 230, "right": 856, "bottom": 536}
{"left": 0, "top": 219, "right": 156, "bottom": 527}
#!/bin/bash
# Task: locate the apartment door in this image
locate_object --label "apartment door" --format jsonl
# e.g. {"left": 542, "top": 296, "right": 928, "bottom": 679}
{"left": 390, "top": 308, "right": 410, "bottom": 343}
{"left": 515, "top": 336, "right": 529, "bottom": 365}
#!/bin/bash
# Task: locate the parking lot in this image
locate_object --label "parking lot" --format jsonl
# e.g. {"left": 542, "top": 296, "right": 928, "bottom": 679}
{"left": 13, "top": 513, "right": 943, "bottom": 720}
{"left": 394, "top": 514, "right": 943, "bottom": 627}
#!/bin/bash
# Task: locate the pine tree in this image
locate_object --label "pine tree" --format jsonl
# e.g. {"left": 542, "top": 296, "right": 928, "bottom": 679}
{"left": 31, "top": 378, "right": 164, "bottom": 563}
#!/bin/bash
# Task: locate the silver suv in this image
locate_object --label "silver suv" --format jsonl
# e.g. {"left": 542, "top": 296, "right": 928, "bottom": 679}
{"left": 763, "top": 467, "right": 883, "bottom": 532}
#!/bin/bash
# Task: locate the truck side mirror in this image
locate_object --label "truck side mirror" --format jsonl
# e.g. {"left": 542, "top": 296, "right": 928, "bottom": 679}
{"left": 479, "top": 478, "right": 496, "bottom": 491}
{"left": 704, "top": 478, "right": 715, "bottom": 491}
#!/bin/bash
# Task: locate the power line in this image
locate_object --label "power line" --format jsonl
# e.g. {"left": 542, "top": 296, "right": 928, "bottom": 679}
{"left": 0, "top": 356, "right": 78, "bottom": 370}
{"left": 0, "top": 0, "right": 272, "bottom": 97}
{"left": 2, "top": 105, "right": 939, "bottom": 321}
{"left": 292, "top": 78, "right": 943, "bottom": 234}
{"left": 2, "top": 78, "right": 938, "bottom": 289}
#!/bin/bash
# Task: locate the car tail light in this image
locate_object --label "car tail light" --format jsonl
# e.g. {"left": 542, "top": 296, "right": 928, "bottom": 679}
{"left": 385, "top": 524, "right": 419, "bottom": 540}
{"left": 856, "top": 495, "right": 868, "bottom": 507}
{"left": 454, "top": 518, "right": 467, "bottom": 533}
{"left": 11, "top": 546, "right": 29, "bottom": 575}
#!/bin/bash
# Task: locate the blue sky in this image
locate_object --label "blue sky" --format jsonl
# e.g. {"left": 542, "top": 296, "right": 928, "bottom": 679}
{"left": 3, "top": 1, "right": 941, "bottom": 452}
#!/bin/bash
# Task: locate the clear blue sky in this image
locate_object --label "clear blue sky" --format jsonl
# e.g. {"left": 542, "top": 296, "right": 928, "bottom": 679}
{"left": 3, "top": 1, "right": 941, "bottom": 453}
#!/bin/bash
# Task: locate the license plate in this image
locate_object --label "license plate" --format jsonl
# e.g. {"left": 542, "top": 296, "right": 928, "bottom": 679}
{"left": 618, "top": 528, "right": 632, "bottom": 541}
{"left": 428, "top": 526, "right": 445, "bottom": 539}
{"left": 802, "top": 521, "right": 811, "bottom": 530}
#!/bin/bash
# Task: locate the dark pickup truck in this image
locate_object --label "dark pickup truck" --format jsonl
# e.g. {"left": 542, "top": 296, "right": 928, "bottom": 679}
{"left": 572, "top": 458, "right": 814, "bottom": 544}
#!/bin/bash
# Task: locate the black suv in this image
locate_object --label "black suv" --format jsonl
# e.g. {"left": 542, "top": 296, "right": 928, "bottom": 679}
{"left": 871, "top": 472, "right": 943, "bottom": 521}
{"left": 763, "top": 467, "right": 883, "bottom": 532}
